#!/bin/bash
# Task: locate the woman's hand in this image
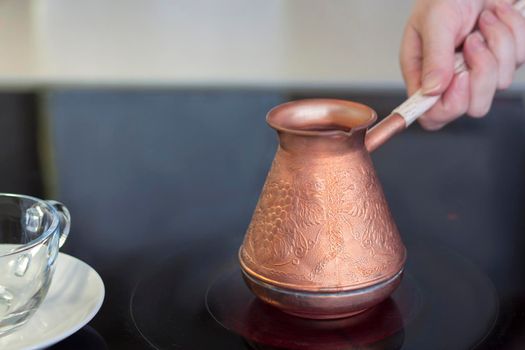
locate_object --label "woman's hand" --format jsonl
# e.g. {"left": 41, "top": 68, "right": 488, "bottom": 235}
{"left": 400, "top": 0, "right": 525, "bottom": 130}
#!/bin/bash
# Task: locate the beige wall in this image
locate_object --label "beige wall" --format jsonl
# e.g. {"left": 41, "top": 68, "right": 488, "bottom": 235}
{"left": 0, "top": 0, "right": 524, "bottom": 89}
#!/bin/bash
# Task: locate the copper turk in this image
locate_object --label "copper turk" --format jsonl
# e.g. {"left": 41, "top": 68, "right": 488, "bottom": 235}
{"left": 239, "top": 99, "right": 408, "bottom": 319}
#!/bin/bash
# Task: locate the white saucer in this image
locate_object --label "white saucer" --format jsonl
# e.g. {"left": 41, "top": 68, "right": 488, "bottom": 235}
{"left": 0, "top": 253, "right": 105, "bottom": 350}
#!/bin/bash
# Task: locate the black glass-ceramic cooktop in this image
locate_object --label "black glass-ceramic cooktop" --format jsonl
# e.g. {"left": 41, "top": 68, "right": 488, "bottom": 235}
{"left": 48, "top": 93, "right": 525, "bottom": 349}
{"left": 129, "top": 235, "right": 498, "bottom": 350}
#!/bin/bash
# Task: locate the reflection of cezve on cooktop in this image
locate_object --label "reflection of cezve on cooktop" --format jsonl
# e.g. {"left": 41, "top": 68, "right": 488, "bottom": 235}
{"left": 130, "top": 235, "right": 498, "bottom": 350}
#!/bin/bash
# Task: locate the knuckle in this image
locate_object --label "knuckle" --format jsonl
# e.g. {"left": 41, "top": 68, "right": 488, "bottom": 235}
{"left": 512, "top": 8, "right": 525, "bottom": 30}
{"left": 482, "top": 25, "right": 513, "bottom": 54}
{"left": 419, "top": 118, "right": 445, "bottom": 131}
{"left": 422, "top": 107, "right": 456, "bottom": 129}
{"left": 468, "top": 109, "right": 485, "bottom": 118}
{"left": 467, "top": 43, "right": 498, "bottom": 74}
{"left": 482, "top": 55, "right": 499, "bottom": 77}
{"left": 497, "top": 69, "right": 515, "bottom": 90}
{"left": 443, "top": 88, "right": 469, "bottom": 120}
{"left": 447, "top": 107, "right": 467, "bottom": 120}
{"left": 516, "top": 43, "right": 525, "bottom": 66}
{"left": 506, "top": 14, "right": 525, "bottom": 63}
{"left": 497, "top": 77, "right": 513, "bottom": 90}
{"left": 517, "top": 51, "right": 525, "bottom": 66}
{"left": 432, "top": 104, "right": 460, "bottom": 125}
{"left": 468, "top": 102, "right": 492, "bottom": 118}
{"left": 457, "top": 101, "right": 469, "bottom": 117}
{"left": 443, "top": 97, "right": 468, "bottom": 118}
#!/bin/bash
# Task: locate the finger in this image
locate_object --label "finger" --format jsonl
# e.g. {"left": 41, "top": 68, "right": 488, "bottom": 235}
{"left": 496, "top": 2, "right": 525, "bottom": 65}
{"left": 400, "top": 24, "right": 423, "bottom": 96}
{"left": 463, "top": 32, "right": 498, "bottom": 117}
{"left": 479, "top": 9, "right": 516, "bottom": 89}
{"left": 418, "top": 71, "right": 470, "bottom": 130}
{"left": 419, "top": 11, "right": 457, "bottom": 95}
{"left": 485, "top": 0, "right": 514, "bottom": 7}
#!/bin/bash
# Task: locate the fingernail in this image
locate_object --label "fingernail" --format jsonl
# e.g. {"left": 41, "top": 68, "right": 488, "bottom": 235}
{"left": 422, "top": 71, "right": 442, "bottom": 94}
{"left": 481, "top": 10, "right": 497, "bottom": 25}
{"left": 468, "top": 32, "right": 486, "bottom": 52}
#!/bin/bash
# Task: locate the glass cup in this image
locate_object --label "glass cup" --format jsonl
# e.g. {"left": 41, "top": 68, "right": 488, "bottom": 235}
{"left": 0, "top": 193, "right": 70, "bottom": 335}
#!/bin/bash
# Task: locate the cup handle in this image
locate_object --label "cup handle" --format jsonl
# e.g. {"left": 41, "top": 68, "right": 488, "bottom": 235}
{"left": 46, "top": 200, "right": 71, "bottom": 248}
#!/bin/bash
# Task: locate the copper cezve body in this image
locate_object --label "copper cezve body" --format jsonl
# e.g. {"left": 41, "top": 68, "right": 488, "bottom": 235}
{"left": 239, "top": 99, "right": 407, "bottom": 319}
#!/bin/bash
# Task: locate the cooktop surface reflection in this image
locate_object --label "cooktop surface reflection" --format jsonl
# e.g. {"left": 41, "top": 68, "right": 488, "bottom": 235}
{"left": 130, "top": 236, "right": 497, "bottom": 350}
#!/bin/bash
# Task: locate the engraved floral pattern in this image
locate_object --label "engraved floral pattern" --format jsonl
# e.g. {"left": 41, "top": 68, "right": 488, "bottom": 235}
{"left": 246, "top": 175, "right": 323, "bottom": 267}
{"left": 240, "top": 151, "right": 404, "bottom": 288}
{"left": 348, "top": 166, "right": 399, "bottom": 254}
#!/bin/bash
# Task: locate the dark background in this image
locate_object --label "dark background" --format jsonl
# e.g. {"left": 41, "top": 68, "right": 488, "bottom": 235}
{"left": 1, "top": 90, "right": 524, "bottom": 349}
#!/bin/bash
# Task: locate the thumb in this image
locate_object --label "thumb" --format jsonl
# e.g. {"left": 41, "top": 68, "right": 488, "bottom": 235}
{"left": 420, "top": 21, "right": 456, "bottom": 96}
